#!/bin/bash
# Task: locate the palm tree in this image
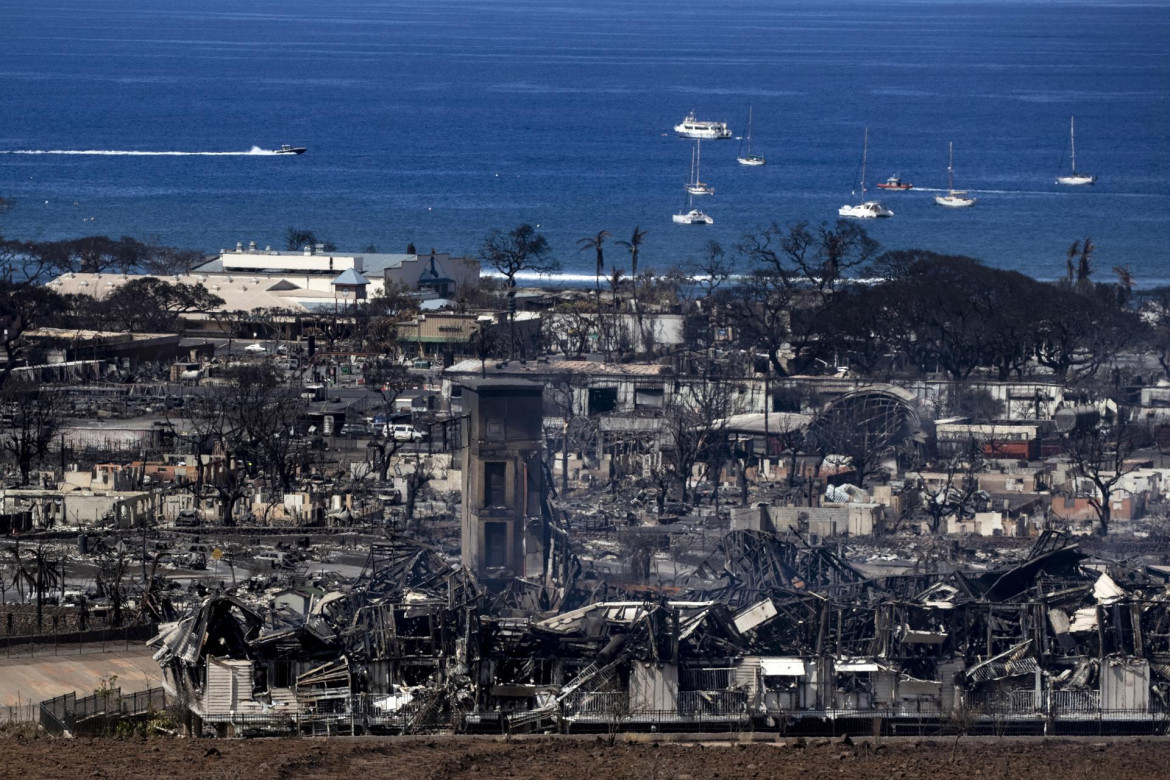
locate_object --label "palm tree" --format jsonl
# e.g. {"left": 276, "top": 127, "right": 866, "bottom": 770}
{"left": 576, "top": 230, "right": 610, "bottom": 358}
{"left": 1077, "top": 237, "right": 1095, "bottom": 288}
{"left": 618, "top": 227, "right": 648, "bottom": 351}
{"left": 608, "top": 267, "right": 626, "bottom": 355}
{"left": 1066, "top": 240, "right": 1079, "bottom": 284}
{"left": 8, "top": 543, "right": 59, "bottom": 634}
{"left": 1113, "top": 264, "right": 1134, "bottom": 306}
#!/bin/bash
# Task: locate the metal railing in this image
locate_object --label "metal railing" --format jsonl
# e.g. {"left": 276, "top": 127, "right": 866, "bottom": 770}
{"left": 38, "top": 686, "right": 167, "bottom": 736}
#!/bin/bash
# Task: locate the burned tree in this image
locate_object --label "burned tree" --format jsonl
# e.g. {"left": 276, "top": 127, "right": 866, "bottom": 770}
{"left": 241, "top": 370, "right": 309, "bottom": 493}
{"left": 1060, "top": 407, "right": 1145, "bottom": 536}
{"left": 478, "top": 224, "right": 558, "bottom": 358}
{"left": 731, "top": 220, "right": 879, "bottom": 373}
{"left": 544, "top": 376, "right": 600, "bottom": 497}
{"left": 363, "top": 355, "right": 413, "bottom": 480}
{"left": 0, "top": 258, "right": 63, "bottom": 391}
{"left": 658, "top": 376, "right": 741, "bottom": 506}
{"left": 174, "top": 364, "right": 302, "bottom": 525}
{"left": 0, "top": 385, "right": 62, "bottom": 486}
{"left": 392, "top": 451, "right": 440, "bottom": 527}
{"left": 908, "top": 438, "right": 987, "bottom": 534}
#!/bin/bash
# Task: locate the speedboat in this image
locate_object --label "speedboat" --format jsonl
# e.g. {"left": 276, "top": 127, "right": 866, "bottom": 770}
{"left": 275, "top": 145, "right": 306, "bottom": 155}
{"left": 838, "top": 201, "right": 893, "bottom": 219}
{"left": 673, "top": 112, "right": 732, "bottom": 140}
{"left": 876, "top": 174, "right": 913, "bottom": 190}
{"left": 672, "top": 208, "right": 714, "bottom": 225}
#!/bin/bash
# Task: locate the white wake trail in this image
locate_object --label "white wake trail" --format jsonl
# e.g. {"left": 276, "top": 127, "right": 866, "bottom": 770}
{"left": 0, "top": 146, "right": 280, "bottom": 156}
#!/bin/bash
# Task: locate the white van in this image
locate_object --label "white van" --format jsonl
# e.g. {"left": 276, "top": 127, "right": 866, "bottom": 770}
{"left": 390, "top": 424, "right": 427, "bottom": 442}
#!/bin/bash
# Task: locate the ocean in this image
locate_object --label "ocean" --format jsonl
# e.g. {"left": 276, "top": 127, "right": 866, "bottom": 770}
{"left": 1, "top": 0, "right": 1168, "bottom": 284}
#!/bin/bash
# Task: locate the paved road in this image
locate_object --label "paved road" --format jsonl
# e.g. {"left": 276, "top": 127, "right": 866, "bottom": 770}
{"left": 0, "top": 647, "right": 159, "bottom": 711}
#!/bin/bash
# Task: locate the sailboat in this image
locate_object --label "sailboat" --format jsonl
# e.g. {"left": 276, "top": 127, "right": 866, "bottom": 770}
{"left": 1056, "top": 116, "right": 1096, "bottom": 186}
{"left": 736, "top": 106, "right": 765, "bottom": 166}
{"left": 839, "top": 128, "right": 893, "bottom": 219}
{"left": 685, "top": 140, "right": 714, "bottom": 195}
{"left": 934, "top": 141, "right": 976, "bottom": 208}
{"left": 673, "top": 191, "right": 713, "bottom": 225}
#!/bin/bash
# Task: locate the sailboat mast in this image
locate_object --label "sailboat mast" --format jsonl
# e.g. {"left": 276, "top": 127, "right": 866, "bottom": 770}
{"left": 861, "top": 128, "right": 869, "bottom": 199}
{"left": 947, "top": 141, "right": 955, "bottom": 192}
{"left": 1070, "top": 116, "right": 1077, "bottom": 174}
{"left": 746, "top": 106, "right": 753, "bottom": 153}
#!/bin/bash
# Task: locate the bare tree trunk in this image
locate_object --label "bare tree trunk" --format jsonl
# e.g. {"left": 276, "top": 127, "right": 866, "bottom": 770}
{"left": 561, "top": 444, "right": 569, "bottom": 496}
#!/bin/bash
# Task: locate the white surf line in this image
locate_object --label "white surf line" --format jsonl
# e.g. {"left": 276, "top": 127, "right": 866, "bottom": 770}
{"left": 0, "top": 146, "right": 281, "bottom": 156}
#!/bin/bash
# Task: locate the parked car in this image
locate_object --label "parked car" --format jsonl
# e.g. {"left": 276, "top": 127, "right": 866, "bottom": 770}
{"left": 339, "top": 422, "right": 374, "bottom": 438}
{"left": 174, "top": 509, "right": 200, "bottom": 528}
{"left": 390, "top": 424, "right": 427, "bottom": 442}
{"left": 255, "top": 551, "right": 290, "bottom": 569}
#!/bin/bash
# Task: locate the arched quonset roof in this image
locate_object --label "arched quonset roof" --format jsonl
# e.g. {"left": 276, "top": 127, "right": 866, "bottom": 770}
{"left": 807, "top": 383, "right": 925, "bottom": 454}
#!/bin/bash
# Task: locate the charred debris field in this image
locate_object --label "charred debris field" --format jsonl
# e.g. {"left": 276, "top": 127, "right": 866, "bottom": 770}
{"left": 0, "top": 735, "right": 1167, "bottom": 780}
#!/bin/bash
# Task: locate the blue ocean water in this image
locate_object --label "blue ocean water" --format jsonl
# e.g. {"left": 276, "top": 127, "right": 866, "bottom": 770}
{"left": 1, "top": 0, "right": 1168, "bottom": 283}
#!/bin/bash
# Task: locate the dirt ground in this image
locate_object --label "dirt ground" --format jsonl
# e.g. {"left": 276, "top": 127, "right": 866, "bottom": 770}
{"left": 0, "top": 734, "right": 1169, "bottom": 780}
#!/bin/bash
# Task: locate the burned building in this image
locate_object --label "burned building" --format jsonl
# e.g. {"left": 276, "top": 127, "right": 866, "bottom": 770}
{"left": 460, "top": 379, "right": 551, "bottom": 587}
{"left": 146, "top": 525, "right": 1170, "bottom": 738}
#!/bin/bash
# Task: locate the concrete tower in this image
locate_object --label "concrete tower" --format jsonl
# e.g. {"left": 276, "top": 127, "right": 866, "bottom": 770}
{"left": 460, "top": 378, "right": 548, "bottom": 586}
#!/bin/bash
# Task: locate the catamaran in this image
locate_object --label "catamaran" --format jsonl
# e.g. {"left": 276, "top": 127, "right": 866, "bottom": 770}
{"left": 934, "top": 142, "right": 976, "bottom": 208}
{"left": 839, "top": 128, "right": 893, "bottom": 219}
{"left": 673, "top": 192, "right": 713, "bottom": 225}
{"left": 674, "top": 111, "right": 732, "bottom": 140}
{"left": 736, "top": 106, "right": 765, "bottom": 166}
{"left": 1056, "top": 116, "right": 1096, "bottom": 186}
{"left": 685, "top": 140, "right": 714, "bottom": 196}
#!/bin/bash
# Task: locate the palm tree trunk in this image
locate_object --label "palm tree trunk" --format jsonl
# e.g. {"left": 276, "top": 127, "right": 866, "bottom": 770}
{"left": 595, "top": 274, "right": 604, "bottom": 360}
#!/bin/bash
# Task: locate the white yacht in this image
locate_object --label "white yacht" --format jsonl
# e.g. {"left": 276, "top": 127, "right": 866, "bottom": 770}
{"left": 839, "top": 201, "right": 894, "bottom": 219}
{"left": 934, "top": 141, "right": 976, "bottom": 208}
{"left": 1056, "top": 116, "right": 1096, "bottom": 186}
{"left": 674, "top": 111, "right": 732, "bottom": 140}
{"left": 839, "top": 128, "right": 893, "bottom": 219}
{"left": 685, "top": 140, "right": 714, "bottom": 195}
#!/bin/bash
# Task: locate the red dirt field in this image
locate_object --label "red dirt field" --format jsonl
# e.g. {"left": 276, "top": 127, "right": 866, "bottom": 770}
{"left": 0, "top": 734, "right": 1167, "bottom": 780}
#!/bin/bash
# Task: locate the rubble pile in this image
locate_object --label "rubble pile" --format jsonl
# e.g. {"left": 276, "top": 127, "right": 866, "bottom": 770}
{"left": 148, "top": 528, "right": 1170, "bottom": 736}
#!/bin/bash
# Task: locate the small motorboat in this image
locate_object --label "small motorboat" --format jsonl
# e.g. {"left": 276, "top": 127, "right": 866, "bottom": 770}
{"left": 275, "top": 145, "right": 306, "bottom": 155}
{"left": 876, "top": 174, "right": 913, "bottom": 190}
